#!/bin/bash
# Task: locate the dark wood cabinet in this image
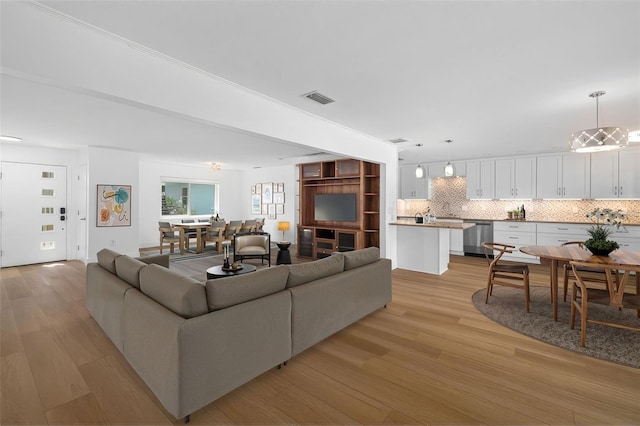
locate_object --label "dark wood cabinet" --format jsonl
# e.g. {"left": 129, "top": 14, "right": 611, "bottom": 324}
{"left": 297, "top": 159, "right": 380, "bottom": 258}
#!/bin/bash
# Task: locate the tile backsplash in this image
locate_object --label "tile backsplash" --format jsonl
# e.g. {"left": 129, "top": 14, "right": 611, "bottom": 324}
{"left": 396, "top": 177, "right": 640, "bottom": 224}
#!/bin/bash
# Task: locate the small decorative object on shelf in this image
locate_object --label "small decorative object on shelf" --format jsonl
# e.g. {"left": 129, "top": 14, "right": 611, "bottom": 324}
{"left": 584, "top": 208, "right": 626, "bottom": 256}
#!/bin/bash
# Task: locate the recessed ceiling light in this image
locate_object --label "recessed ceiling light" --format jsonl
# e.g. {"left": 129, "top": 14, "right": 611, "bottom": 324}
{"left": 0, "top": 135, "right": 22, "bottom": 142}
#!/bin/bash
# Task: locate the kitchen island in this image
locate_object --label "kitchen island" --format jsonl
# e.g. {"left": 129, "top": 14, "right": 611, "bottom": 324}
{"left": 391, "top": 220, "right": 476, "bottom": 275}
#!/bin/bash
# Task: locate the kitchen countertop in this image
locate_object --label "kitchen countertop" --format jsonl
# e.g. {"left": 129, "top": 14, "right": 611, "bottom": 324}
{"left": 390, "top": 220, "right": 475, "bottom": 230}
{"left": 397, "top": 216, "right": 640, "bottom": 226}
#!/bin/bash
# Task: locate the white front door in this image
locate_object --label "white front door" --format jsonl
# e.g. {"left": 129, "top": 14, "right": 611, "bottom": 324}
{"left": 1, "top": 162, "right": 68, "bottom": 267}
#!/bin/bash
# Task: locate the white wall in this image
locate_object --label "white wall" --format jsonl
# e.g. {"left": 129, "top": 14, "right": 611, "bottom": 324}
{"left": 86, "top": 147, "right": 140, "bottom": 259}
{"left": 242, "top": 165, "right": 298, "bottom": 242}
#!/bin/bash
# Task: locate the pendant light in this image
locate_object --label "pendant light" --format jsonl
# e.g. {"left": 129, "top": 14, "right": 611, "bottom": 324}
{"left": 415, "top": 164, "right": 424, "bottom": 178}
{"left": 569, "top": 91, "right": 628, "bottom": 153}
{"left": 444, "top": 139, "right": 454, "bottom": 176}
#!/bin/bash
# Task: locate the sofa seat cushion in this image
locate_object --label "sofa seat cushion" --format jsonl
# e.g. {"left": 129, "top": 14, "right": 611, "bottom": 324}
{"left": 139, "top": 264, "right": 208, "bottom": 318}
{"left": 205, "top": 266, "right": 289, "bottom": 311}
{"left": 340, "top": 247, "right": 380, "bottom": 271}
{"left": 286, "top": 254, "right": 344, "bottom": 288}
{"left": 115, "top": 255, "right": 147, "bottom": 289}
{"left": 97, "top": 248, "right": 121, "bottom": 273}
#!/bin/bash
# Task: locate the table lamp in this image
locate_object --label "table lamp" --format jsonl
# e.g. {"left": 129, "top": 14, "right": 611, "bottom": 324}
{"left": 277, "top": 221, "right": 290, "bottom": 242}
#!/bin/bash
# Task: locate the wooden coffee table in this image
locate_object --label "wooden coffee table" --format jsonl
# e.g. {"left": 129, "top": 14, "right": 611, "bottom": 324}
{"left": 206, "top": 263, "right": 257, "bottom": 279}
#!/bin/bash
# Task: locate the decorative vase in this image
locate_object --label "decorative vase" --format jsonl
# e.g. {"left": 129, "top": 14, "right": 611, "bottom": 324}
{"left": 586, "top": 246, "right": 615, "bottom": 256}
{"left": 584, "top": 240, "right": 617, "bottom": 256}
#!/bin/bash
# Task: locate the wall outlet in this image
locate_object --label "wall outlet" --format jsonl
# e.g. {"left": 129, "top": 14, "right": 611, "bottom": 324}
{"left": 109, "top": 240, "right": 116, "bottom": 247}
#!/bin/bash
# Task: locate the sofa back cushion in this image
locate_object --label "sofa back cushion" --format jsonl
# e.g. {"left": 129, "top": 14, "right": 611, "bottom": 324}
{"left": 286, "top": 254, "right": 344, "bottom": 288}
{"left": 114, "top": 255, "right": 147, "bottom": 289}
{"left": 339, "top": 247, "right": 380, "bottom": 271}
{"left": 139, "top": 264, "right": 208, "bottom": 318}
{"left": 97, "top": 248, "right": 121, "bottom": 273}
{"left": 205, "top": 266, "right": 289, "bottom": 311}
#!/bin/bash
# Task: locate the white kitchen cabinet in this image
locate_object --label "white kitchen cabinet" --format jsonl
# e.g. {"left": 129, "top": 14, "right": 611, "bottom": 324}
{"left": 590, "top": 149, "right": 640, "bottom": 199}
{"left": 437, "top": 218, "right": 464, "bottom": 255}
{"left": 399, "top": 165, "right": 429, "bottom": 199}
{"left": 536, "top": 153, "right": 590, "bottom": 199}
{"left": 428, "top": 161, "right": 466, "bottom": 178}
{"left": 495, "top": 157, "right": 536, "bottom": 199}
{"left": 608, "top": 225, "right": 640, "bottom": 251}
{"left": 466, "top": 160, "right": 495, "bottom": 199}
{"left": 493, "top": 221, "right": 538, "bottom": 262}
{"left": 536, "top": 223, "right": 590, "bottom": 246}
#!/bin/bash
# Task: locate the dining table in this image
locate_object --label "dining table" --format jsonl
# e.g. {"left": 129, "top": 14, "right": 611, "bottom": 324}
{"left": 519, "top": 245, "right": 640, "bottom": 321}
{"left": 173, "top": 222, "right": 211, "bottom": 253}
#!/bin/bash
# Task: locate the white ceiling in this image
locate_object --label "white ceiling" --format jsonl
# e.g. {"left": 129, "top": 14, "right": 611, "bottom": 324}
{"left": 2, "top": 0, "right": 639, "bottom": 169}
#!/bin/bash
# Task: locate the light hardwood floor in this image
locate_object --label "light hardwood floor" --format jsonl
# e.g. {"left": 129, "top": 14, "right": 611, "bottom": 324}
{"left": 1, "top": 253, "right": 639, "bottom": 425}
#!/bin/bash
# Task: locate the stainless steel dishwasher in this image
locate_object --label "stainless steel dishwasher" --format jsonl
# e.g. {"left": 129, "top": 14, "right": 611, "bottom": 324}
{"left": 463, "top": 220, "right": 494, "bottom": 257}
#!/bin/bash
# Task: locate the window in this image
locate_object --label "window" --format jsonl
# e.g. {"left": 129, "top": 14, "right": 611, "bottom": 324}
{"left": 161, "top": 180, "right": 219, "bottom": 217}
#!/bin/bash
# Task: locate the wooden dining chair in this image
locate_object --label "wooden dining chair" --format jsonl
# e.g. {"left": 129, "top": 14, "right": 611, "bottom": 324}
{"left": 482, "top": 242, "right": 531, "bottom": 312}
{"left": 561, "top": 241, "right": 611, "bottom": 302}
{"left": 569, "top": 261, "right": 640, "bottom": 347}
{"left": 158, "top": 221, "right": 183, "bottom": 255}
{"left": 203, "top": 221, "right": 227, "bottom": 253}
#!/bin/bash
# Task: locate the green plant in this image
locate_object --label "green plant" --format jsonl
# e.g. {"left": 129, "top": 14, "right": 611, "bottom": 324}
{"left": 584, "top": 208, "right": 626, "bottom": 253}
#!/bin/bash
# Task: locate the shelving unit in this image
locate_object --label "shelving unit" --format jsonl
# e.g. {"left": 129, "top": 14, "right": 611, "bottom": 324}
{"left": 297, "top": 159, "right": 380, "bottom": 259}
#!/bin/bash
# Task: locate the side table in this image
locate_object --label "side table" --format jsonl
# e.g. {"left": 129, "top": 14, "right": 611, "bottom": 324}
{"left": 276, "top": 242, "right": 292, "bottom": 265}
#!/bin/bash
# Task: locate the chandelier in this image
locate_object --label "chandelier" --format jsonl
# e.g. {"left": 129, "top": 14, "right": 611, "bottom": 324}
{"left": 569, "top": 91, "right": 628, "bottom": 153}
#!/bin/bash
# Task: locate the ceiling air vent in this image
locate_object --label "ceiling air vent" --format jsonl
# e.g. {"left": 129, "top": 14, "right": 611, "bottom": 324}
{"left": 388, "top": 138, "right": 409, "bottom": 144}
{"left": 303, "top": 91, "right": 335, "bottom": 105}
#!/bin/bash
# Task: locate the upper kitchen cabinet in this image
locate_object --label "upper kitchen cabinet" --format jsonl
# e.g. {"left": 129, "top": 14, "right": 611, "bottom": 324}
{"left": 427, "top": 162, "right": 466, "bottom": 178}
{"left": 399, "top": 165, "right": 429, "bottom": 199}
{"left": 495, "top": 157, "right": 536, "bottom": 199}
{"left": 536, "top": 153, "right": 590, "bottom": 199}
{"left": 590, "top": 148, "right": 640, "bottom": 199}
{"left": 466, "top": 160, "right": 495, "bottom": 199}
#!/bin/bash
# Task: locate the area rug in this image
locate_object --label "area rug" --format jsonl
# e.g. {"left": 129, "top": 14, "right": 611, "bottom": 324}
{"left": 472, "top": 286, "right": 640, "bottom": 368}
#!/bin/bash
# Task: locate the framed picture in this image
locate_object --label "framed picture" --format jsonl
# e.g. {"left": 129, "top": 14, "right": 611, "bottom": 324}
{"left": 262, "top": 182, "right": 273, "bottom": 204}
{"left": 251, "top": 194, "right": 261, "bottom": 214}
{"left": 276, "top": 204, "right": 284, "bottom": 215}
{"left": 251, "top": 185, "right": 256, "bottom": 194}
{"left": 278, "top": 183, "right": 284, "bottom": 192}
{"left": 273, "top": 192, "right": 285, "bottom": 204}
{"left": 261, "top": 204, "right": 268, "bottom": 215}
{"left": 268, "top": 203, "right": 276, "bottom": 219}
{"left": 255, "top": 183, "right": 262, "bottom": 194}
{"left": 97, "top": 184, "right": 131, "bottom": 227}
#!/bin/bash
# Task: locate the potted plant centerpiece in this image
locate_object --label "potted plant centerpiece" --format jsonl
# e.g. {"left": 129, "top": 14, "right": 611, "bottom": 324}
{"left": 584, "top": 208, "right": 626, "bottom": 256}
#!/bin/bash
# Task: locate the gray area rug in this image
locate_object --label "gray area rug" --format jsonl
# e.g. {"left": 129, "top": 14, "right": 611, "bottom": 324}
{"left": 472, "top": 286, "right": 640, "bottom": 368}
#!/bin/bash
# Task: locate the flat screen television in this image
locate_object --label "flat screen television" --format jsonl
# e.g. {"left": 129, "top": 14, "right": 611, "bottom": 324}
{"left": 314, "top": 193, "right": 357, "bottom": 222}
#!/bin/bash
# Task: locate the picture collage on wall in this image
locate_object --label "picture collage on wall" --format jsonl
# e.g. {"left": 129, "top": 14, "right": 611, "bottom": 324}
{"left": 251, "top": 182, "right": 285, "bottom": 219}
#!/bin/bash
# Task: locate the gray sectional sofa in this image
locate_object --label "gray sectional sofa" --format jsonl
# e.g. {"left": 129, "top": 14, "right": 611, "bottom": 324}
{"left": 86, "top": 247, "right": 392, "bottom": 422}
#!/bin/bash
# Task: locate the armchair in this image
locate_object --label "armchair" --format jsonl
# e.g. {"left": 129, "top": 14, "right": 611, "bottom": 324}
{"left": 233, "top": 234, "right": 271, "bottom": 266}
